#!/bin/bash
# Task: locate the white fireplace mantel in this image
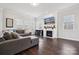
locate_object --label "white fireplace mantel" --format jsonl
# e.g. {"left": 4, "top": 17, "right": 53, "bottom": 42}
{"left": 43, "top": 28, "right": 57, "bottom": 38}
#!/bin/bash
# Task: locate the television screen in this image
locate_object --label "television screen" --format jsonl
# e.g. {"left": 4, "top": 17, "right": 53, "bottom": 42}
{"left": 44, "top": 16, "right": 55, "bottom": 24}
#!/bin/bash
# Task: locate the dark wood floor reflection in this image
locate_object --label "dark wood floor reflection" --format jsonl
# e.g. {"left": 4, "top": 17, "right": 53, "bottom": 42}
{"left": 17, "top": 38, "right": 79, "bottom": 55}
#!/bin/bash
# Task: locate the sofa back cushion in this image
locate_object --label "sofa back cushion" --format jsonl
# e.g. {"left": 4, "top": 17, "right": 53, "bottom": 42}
{"left": 11, "top": 32, "right": 19, "bottom": 39}
{"left": 3, "top": 32, "right": 19, "bottom": 40}
{"left": 16, "top": 30, "right": 25, "bottom": 34}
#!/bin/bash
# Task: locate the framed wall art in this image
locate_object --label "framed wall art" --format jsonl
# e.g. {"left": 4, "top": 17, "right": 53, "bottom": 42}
{"left": 6, "top": 18, "right": 13, "bottom": 28}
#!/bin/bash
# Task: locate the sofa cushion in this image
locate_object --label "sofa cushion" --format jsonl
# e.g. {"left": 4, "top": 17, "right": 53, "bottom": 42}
{"left": 16, "top": 30, "right": 25, "bottom": 34}
{"left": 11, "top": 32, "right": 19, "bottom": 39}
{"left": 3, "top": 32, "right": 12, "bottom": 40}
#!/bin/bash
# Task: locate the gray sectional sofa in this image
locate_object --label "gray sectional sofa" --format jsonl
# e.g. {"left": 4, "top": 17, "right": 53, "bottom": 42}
{"left": 0, "top": 32, "right": 39, "bottom": 55}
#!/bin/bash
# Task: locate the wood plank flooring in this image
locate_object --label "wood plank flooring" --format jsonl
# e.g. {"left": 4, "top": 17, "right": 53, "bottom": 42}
{"left": 16, "top": 38, "right": 79, "bottom": 55}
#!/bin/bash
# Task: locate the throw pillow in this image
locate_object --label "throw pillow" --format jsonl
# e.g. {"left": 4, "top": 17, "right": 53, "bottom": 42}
{"left": 11, "top": 32, "right": 19, "bottom": 39}
{"left": 3, "top": 32, "right": 12, "bottom": 40}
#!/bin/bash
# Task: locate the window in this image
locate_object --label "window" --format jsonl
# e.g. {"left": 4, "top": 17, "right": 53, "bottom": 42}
{"left": 64, "top": 15, "right": 75, "bottom": 30}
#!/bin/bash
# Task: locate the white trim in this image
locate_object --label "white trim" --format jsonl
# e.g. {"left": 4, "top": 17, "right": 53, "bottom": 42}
{"left": 58, "top": 37, "right": 79, "bottom": 41}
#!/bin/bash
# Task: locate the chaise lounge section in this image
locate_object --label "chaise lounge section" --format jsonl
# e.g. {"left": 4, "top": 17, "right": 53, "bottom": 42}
{"left": 0, "top": 32, "right": 39, "bottom": 55}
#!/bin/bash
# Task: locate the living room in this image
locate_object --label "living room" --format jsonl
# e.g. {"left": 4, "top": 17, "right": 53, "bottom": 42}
{"left": 0, "top": 3, "right": 79, "bottom": 55}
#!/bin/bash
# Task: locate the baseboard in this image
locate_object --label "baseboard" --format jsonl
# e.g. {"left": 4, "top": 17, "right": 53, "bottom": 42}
{"left": 57, "top": 37, "right": 79, "bottom": 42}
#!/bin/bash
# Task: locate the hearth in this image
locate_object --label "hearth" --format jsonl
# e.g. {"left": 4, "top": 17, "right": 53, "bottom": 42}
{"left": 46, "top": 31, "right": 52, "bottom": 37}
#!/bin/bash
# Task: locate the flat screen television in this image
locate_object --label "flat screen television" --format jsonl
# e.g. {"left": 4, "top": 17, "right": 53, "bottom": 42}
{"left": 44, "top": 16, "right": 55, "bottom": 24}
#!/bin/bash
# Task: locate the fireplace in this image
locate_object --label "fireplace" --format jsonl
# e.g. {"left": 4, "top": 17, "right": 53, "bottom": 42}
{"left": 46, "top": 31, "right": 52, "bottom": 37}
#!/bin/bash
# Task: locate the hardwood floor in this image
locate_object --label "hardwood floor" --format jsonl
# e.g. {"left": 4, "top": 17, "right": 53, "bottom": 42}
{"left": 16, "top": 38, "right": 79, "bottom": 55}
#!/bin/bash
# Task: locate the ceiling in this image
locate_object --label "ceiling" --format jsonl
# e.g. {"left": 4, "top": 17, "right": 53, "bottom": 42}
{"left": 0, "top": 3, "right": 77, "bottom": 17}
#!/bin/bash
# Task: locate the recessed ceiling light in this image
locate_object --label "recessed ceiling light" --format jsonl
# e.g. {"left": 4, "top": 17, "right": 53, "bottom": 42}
{"left": 31, "top": 3, "right": 39, "bottom": 7}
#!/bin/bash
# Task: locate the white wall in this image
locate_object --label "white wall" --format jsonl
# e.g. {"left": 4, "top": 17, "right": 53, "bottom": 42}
{"left": 58, "top": 4, "right": 79, "bottom": 41}
{"left": 35, "top": 17, "right": 44, "bottom": 30}
{"left": 0, "top": 8, "right": 3, "bottom": 29}
{"left": 2, "top": 8, "right": 35, "bottom": 34}
{"left": 0, "top": 8, "right": 3, "bottom": 37}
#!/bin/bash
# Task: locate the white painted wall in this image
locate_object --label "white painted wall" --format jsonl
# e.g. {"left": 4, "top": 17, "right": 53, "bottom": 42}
{"left": 58, "top": 4, "right": 79, "bottom": 41}
{"left": 0, "top": 8, "right": 3, "bottom": 37}
{"left": 2, "top": 8, "right": 35, "bottom": 34}
{"left": 0, "top": 5, "right": 41, "bottom": 34}
{"left": 35, "top": 17, "right": 44, "bottom": 30}
{"left": 0, "top": 8, "right": 3, "bottom": 29}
